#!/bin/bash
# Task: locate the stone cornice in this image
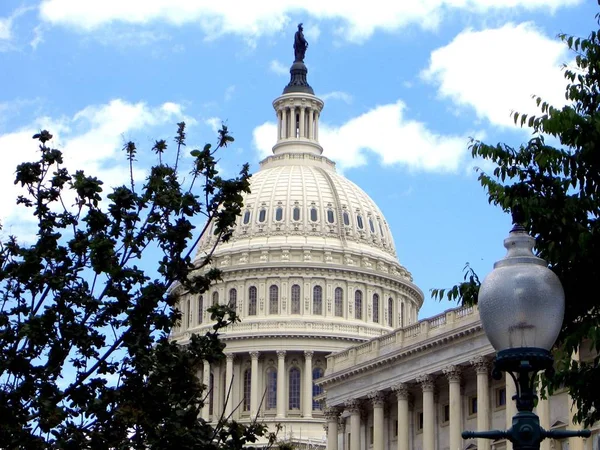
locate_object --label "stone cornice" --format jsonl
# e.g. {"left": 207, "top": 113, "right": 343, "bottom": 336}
{"left": 318, "top": 321, "right": 484, "bottom": 387}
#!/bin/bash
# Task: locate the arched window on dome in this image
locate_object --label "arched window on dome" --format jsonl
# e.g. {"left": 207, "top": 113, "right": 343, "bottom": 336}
{"left": 355, "top": 290, "right": 363, "bottom": 320}
{"left": 312, "top": 367, "right": 324, "bottom": 410}
{"left": 198, "top": 295, "right": 204, "bottom": 324}
{"left": 229, "top": 288, "right": 237, "bottom": 312}
{"left": 310, "top": 207, "right": 318, "bottom": 222}
{"left": 291, "top": 284, "right": 301, "bottom": 314}
{"left": 243, "top": 369, "right": 251, "bottom": 411}
{"left": 289, "top": 367, "right": 301, "bottom": 410}
{"left": 248, "top": 286, "right": 257, "bottom": 316}
{"left": 212, "top": 291, "right": 219, "bottom": 305}
{"left": 400, "top": 301, "right": 405, "bottom": 328}
{"left": 266, "top": 367, "right": 277, "bottom": 410}
{"left": 343, "top": 211, "right": 350, "bottom": 226}
{"left": 313, "top": 285, "right": 323, "bottom": 315}
{"left": 388, "top": 297, "right": 394, "bottom": 327}
{"left": 243, "top": 210, "right": 251, "bottom": 224}
{"left": 327, "top": 209, "right": 335, "bottom": 224}
{"left": 293, "top": 207, "right": 301, "bottom": 221}
{"left": 269, "top": 285, "right": 279, "bottom": 314}
{"left": 258, "top": 209, "right": 266, "bottom": 223}
{"left": 275, "top": 206, "right": 283, "bottom": 222}
{"left": 356, "top": 215, "right": 364, "bottom": 230}
{"left": 378, "top": 220, "right": 384, "bottom": 236}
{"left": 373, "top": 293, "right": 380, "bottom": 323}
{"left": 334, "top": 287, "right": 344, "bottom": 317}
{"left": 369, "top": 218, "right": 375, "bottom": 233}
{"left": 187, "top": 298, "right": 192, "bottom": 328}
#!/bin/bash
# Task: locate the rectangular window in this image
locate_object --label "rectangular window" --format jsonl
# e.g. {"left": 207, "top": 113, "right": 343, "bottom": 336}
{"left": 442, "top": 403, "right": 450, "bottom": 424}
{"left": 496, "top": 387, "right": 507, "bottom": 408}
{"left": 469, "top": 395, "right": 478, "bottom": 416}
{"left": 369, "top": 426, "right": 374, "bottom": 445}
{"left": 416, "top": 411, "right": 424, "bottom": 432}
{"left": 394, "top": 420, "right": 398, "bottom": 436}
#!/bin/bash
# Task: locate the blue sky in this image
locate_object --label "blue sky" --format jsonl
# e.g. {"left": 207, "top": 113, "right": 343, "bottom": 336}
{"left": 0, "top": 0, "right": 595, "bottom": 320}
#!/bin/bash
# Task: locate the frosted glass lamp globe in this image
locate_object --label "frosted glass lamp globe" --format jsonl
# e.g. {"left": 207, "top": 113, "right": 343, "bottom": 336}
{"left": 478, "top": 226, "right": 565, "bottom": 353}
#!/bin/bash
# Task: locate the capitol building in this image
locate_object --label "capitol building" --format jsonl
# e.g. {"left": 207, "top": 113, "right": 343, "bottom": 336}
{"left": 170, "top": 43, "right": 599, "bottom": 450}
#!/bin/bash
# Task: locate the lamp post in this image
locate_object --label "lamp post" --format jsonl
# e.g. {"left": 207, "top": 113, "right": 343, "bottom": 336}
{"left": 462, "top": 216, "right": 590, "bottom": 449}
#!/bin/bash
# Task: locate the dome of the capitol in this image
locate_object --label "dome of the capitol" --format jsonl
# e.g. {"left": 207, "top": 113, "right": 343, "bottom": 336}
{"left": 171, "top": 25, "right": 423, "bottom": 446}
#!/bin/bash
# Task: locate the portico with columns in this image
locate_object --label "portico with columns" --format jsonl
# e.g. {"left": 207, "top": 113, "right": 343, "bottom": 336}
{"left": 319, "top": 305, "right": 593, "bottom": 450}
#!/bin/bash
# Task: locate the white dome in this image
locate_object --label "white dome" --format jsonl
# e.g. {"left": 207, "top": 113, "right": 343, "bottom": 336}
{"left": 197, "top": 152, "right": 399, "bottom": 265}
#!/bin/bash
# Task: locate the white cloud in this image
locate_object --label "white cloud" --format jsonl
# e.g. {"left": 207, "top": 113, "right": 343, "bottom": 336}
{"left": 422, "top": 22, "right": 570, "bottom": 128}
{"left": 224, "top": 85, "right": 236, "bottom": 102}
{"left": 269, "top": 59, "right": 289, "bottom": 76}
{"left": 39, "top": 0, "right": 582, "bottom": 42}
{"left": 254, "top": 100, "right": 471, "bottom": 172}
{"left": 320, "top": 91, "right": 353, "bottom": 104}
{"left": 0, "top": 99, "right": 189, "bottom": 238}
{"left": 0, "top": 7, "right": 34, "bottom": 49}
{"left": 205, "top": 117, "right": 222, "bottom": 133}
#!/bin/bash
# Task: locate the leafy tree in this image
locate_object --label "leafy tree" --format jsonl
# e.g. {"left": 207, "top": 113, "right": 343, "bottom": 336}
{"left": 0, "top": 123, "right": 272, "bottom": 448}
{"left": 433, "top": 9, "right": 600, "bottom": 425}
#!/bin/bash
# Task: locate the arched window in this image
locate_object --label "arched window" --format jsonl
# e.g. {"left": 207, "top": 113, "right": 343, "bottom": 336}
{"left": 334, "top": 287, "right": 343, "bottom": 317}
{"left": 289, "top": 367, "right": 301, "bottom": 410}
{"left": 293, "top": 207, "right": 301, "bottom": 221}
{"left": 269, "top": 285, "right": 279, "bottom": 314}
{"left": 209, "top": 372, "right": 214, "bottom": 416}
{"left": 355, "top": 290, "right": 363, "bottom": 320}
{"left": 198, "top": 295, "right": 204, "bottom": 324}
{"left": 388, "top": 297, "right": 394, "bottom": 327}
{"left": 212, "top": 291, "right": 219, "bottom": 305}
{"left": 229, "top": 288, "right": 237, "bottom": 312}
{"left": 313, "top": 367, "right": 325, "bottom": 410}
{"left": 275, "top": 207, "right": 283, "bottom": 221}
{"left": 373, "top": 293, "right": 380, "bottom": 323}
{"left": 258, "top": 209, "right": 266, "bottom": 223}
{"left": 343, "top": 211, "right": 350, "bottom": 226}
{"left": 266, "top": 367, "right": 277, "bottom": 410}
{"left": 378, "top": 220, "right": 384, "bottom": 236}
{"left": 356, "top": 215, "right": 364, "bottom": 230}
{"left": 327, "top": 210, "right": 335, "bottom": 224}
{"left": 187, "top": 298, "right": 192, "bottom": 328}
{"left": 248, "top": 286, "right": 257, "bottom": 316}
{"left": 369, "top": 218, "right": 375, "bottom": 233}
{"left": 401, "top": 302, "right": 405, "bottom": 328}
{"left": 291, "top": 284, "right": 301, "bottom": 314}
{"left": 243, "top": 211, "right": 250, "bottom": 224}
{"left": 243, "top": 369, "right": 251, "bottom": 411}
{"left": 310, "top": 207, "right": 318, "bottom": 222}
{"left": 313, "top": 285, "right": 323, "bottom": 315}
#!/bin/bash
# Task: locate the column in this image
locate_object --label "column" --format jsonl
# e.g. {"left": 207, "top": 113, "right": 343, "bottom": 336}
{"left": 346, "top": 399, "right": 361, "bottom": 450}
{"left": 224, "top": 353, "right": 234, "bottom": 418}
{"left": 281, "top": 109, "right": 287, "bottom": 139}
{"left": 213, "top": 363, "right": 222, "bottom": 421}
{"left": 417, "top": 374, "right": 435, "bottom": 450}
{"left": 250, "top": 351, "right": 260, "bottom": 418}
{"left": 299, "top": 106, "right": 306, "bottom": 138}
{"left": 308, "top": 109, "right": 314, "bottom": 139}
{"left": 325, "top": 407, "right": 341, "bottom": 450}
{"left": 392, "top": 383, "right": 409, "bottom": 450}
{"left": 276, "top": 351, "right": 286, "bottom": 418}
{"left": 369, "top": 391, "right": 385, "bottom": 450}
{"left": 288, "top": 107, "right": 295, "bottom": 138}
{"left": 315, "top": 111, "right": 319, "bottom": 140}
{"left": 303, "top": 350, "right": 314, "bottom": 418}
{"left": 201, "top": 360, "right": 210, "bottom": 420}
{"left": 444, "top": 365, "right": 463, "bottom": 450}
{"left": 471, "top": 357, "right": 490, "bottom": 450}
{"left": 506, "top": 372, "right": 517, "bottom": 450}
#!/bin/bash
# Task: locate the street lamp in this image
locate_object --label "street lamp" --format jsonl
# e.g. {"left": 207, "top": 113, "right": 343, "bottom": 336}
{"left": 462, "top": 216, "right": 590, "bottom": 449}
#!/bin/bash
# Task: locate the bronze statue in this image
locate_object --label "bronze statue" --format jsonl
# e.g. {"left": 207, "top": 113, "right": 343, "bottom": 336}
{"left": 294, "top": 23, "right": 308, "bottom": 63}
